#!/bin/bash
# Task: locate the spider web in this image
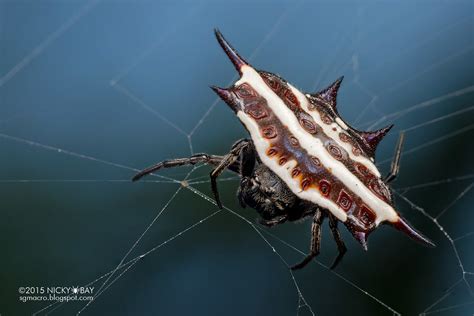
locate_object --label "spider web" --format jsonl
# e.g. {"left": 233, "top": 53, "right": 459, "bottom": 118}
{"left": 0, "top": 1, "right": 473, "bottom": 315}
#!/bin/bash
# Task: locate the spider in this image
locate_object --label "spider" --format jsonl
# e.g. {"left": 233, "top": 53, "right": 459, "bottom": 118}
{"left": 132, "top": 29, "right": 435, "bottom": 270}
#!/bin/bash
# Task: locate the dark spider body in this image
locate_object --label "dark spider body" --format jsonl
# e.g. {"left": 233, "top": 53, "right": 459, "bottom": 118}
{"left": 133, "top": 30, "right": 435, "bottom": 270}
{"left": 237, "top": 151, "right": 311, "bottom": 223}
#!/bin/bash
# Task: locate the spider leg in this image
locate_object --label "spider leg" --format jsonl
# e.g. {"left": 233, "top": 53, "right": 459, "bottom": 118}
{"left": 210, "top": 139, "right": 251, "bottom": 209}
{"left": 259, "top": 215, "right": 288, "bottom": 227}
{"left": 239, "top": 141, "right": 256, "bottom": 178}
{"left": 237, "top": 143, "right": 258, "bottom": 208}
{"left": 384, "top": 132, "right": 405, "bottom": 183}
{"left": 328, "top": 214, "right": 347, "bottom": 269}
{"left": 291, "top": 209, "right": 324, "bottom": 270}
{"left": 132, "top": 153, "right": 239, "bottom": 182}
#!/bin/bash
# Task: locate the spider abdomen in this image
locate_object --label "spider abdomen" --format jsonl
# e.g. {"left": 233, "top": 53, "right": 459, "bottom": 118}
{"left": 232, "top": 75, "right": 393, "bottom": 228}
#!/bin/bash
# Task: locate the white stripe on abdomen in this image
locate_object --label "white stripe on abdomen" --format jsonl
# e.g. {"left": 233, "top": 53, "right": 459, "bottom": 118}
{"left": 288, "top": 84, "right": 380, "bottom": 177}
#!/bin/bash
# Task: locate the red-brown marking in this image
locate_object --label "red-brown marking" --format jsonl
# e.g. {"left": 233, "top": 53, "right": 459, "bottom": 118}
{"left": 267, "top": 148, "right": 278, "bottom": 157}
{"left": 291, "top": 167, "right": 301, "bottom": 178}
{"left": 355, "top": 163, "right": 371, "bottom": 177}
{"left": 299, "top": 115, "right": 318, "bottom": 134}
{"left": 279, "top": 157, "right": 288, "bottom": 165}
{"left": 339, "top": 133, "right": 350, "bottom": 142}
{"left": 311, "top": 156, "right": 321, "bottom": 167}
{"left": 357, "top": 205, "right": 376, "bottom": 226}
{"left": 352, "top": 147, "right": 362, "bottom": 156}
{"left": 284, "top": 89, "right": 299, "bottom": 110}
{"left": 264, "top": 73, "right": 281, "bottom": 91}
{"left": 369, "top": 178, "right": 391, "bottom": 203}
{"left": 262, "top": 126, "right": 277, "bottom": 139}
{"left": 327, "top": 143, "right": 344, "bottom": 160}
{"left": 244, "top": 102, "right": 268, "bottom": 120}
{"left": 337, "top": 190, "right": 353, "bottom": 211}
{"left": 320, "top": 113, "right": 333, "bottom": 124}
{"left": 319, "top": 180, "right": 331, "bottom": 197}
{"left": 236, "top": 83, "right": 258, "bottom": 98}
{"left": 301, "top": 177, "right": 312, "bottom": 191}
{"left": 289, "top": 136, "right": 299, "bottom": 147}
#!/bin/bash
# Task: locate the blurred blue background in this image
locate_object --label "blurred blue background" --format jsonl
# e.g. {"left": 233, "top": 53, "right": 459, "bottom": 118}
{"left": 1, "top": 0, "right": 473, "bottom": 315}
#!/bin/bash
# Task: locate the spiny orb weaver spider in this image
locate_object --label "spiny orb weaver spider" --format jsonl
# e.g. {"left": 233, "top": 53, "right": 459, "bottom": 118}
{"left": 133, "top": 29, "right": 435, "bottom": 270}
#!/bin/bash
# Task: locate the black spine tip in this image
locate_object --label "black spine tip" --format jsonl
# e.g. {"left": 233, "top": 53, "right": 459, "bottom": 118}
{"left": 213, "top": 28, "right": 248, "bottom": 74}
{"left": 131, "top": 174, "right": 142, "bottom": 182}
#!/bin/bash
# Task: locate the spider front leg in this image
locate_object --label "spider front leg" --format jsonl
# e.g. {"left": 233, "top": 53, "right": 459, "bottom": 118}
{"left": 210, "top": 139, "right": 251, "bottom": 209}
{"left": 132, "top": 154, "right": 239, "bottom": 182}
{"left": 291, "top": 209, "right": 324, "bottom": 270}
{"left": 259, "top": 215, "right": 288, "bottom": 227}
{"left": 328, "top": 214, "right": 347, "bottom": 269}
{"left": 384, "top": 132, "right": 405, "bottom": 183}
{"left": 237, "top": 144, "right": 257, "bottom": 209}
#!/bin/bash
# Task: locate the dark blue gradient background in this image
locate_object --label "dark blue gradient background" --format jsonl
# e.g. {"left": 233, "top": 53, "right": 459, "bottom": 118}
{"left": 1, "top": 0, "right": 473, "bottom": 315}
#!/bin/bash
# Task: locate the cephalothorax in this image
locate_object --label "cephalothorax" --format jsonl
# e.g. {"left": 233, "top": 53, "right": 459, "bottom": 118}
{"left": 133, "top": 29, "right": 435, "bottom": 270}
